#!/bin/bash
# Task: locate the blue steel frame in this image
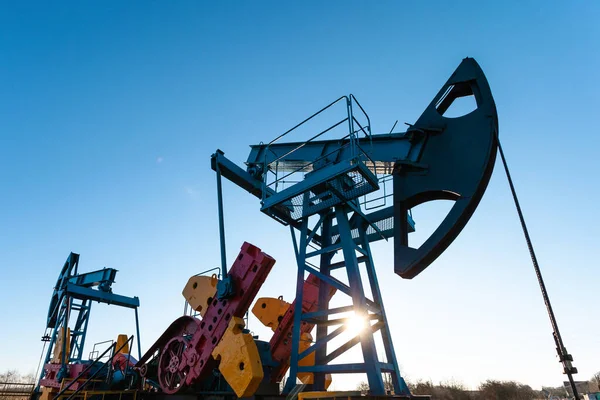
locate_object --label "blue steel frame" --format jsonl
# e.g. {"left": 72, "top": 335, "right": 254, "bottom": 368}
{"left": 211, "top": 93, "right": 412, "bottom": 395}
{"left": 213, "top": 59, "right": 499, "bottom": 397}
{"left": 282, "top": 204, "right": 410, "bottom": 396}
{"left": 38, "top": 253, "right": 141, "bottom": 390}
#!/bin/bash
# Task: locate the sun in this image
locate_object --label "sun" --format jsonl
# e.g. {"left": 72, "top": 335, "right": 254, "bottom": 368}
{"left": 345, "top": 314, "right": 367, "bottom": 336}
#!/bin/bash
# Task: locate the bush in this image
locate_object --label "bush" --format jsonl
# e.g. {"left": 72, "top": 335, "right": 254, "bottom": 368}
{"left": 478, "top": 379, "right": 538, "bottom": 400}
{"left": 406, "top": 379, "right": 474, "bottom": 400}
{"left": 359, "top": 378, "right": 544, "bottom": 400}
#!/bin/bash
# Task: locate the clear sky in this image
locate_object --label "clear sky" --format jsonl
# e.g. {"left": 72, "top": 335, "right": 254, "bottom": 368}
{"left": 1, "top": 0, "right": 599, "bottom": 392}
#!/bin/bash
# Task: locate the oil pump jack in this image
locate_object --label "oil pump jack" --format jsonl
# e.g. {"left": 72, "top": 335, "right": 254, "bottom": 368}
{"left": 134, "top": 57, "right": 498, "bottom": 398}
{"left": 32, "top": 57, "right": 579, "bottom": 400}
{"left": 209, "top": 57, "right": 497, "bottom": 396}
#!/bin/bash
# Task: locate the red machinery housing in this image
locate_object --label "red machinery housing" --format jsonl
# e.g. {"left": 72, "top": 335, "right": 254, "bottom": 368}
{"left": 136, "top": 242, "right": 276, "bottom": 394}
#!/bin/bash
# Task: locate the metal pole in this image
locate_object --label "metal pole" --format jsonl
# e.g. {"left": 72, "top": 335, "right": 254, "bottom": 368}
{"left": 346, "top": 96, "right": 355, "bottom": 159}
{"left": 61, "top": 297, "right": 70, "bottom": 370}
{"left": 215, "top": 162, "right": 228, "bottom": 278}
{"left": 283, "top": 217, "right": 309, "bottom": 395}
{"left": 134, "top": 307, "right": 142, "bottom": 360}
{"left": 77, "top": 301, "right": 91, "bottom": 361}
{"left": 315, "top": 212, "right": 333, "bottom": 391}
{"left": 124, "top": 336, "right": 133, "bottom": 388}
{"left": 497, "top": 139, "right": 579, "bottom": 399}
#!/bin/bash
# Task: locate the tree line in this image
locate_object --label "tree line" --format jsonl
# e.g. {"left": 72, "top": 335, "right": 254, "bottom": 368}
{"left": 357, "top": 372, "right": 600, "bottom": 399}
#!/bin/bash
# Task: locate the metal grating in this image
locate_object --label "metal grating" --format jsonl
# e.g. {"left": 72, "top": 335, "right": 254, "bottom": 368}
{"left": 262, "top": 162, "right": 378, "bottom": 224}
{"left": 331, "top": 214, "right": 394, "bottom": 243}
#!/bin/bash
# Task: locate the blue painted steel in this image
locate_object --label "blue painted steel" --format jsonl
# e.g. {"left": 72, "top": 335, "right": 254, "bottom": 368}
{"left": 298, "top": 324, "right": 345, "bottom": 361}
{"left": 302, "top": 265, "right": 353, "bottom": 297}
{"left": 305, "top": 243, "right": 344, "bottom": 259}
{"left": 260, "top": 159, "right": 379, "bottom": 222}
{"left": 65, "top": 284, "right": 139, "bottom": 308}
{"left": 211, "top": 150, "right": 416, "bottom": 243}
{"left": 135, "top": 307, "right": 142, "bottom": 360}
{"left": 303, "top": 305, "right": 356, "bottom": 319}
{"left": 215, "top": 157, "right": 233, "bottom": 299}
{"left": 357, "top": 220, "right": 410, "bottom": 395}
{"left": 47, "top": 253, "right": 79, "bottom": 328}
{"left": 297, "top": 363, "right": 377, "bottom": 373}
{"left": 256, "top": 340, "right": 279, "bottom": 383}
{"left": 283, "top": 219, "right": 310, "bottom": 395}
{"left": 257, "top": 94, "right": 379, "bottom": 228}
{"left": 60, "top": 305, "right": 68, "bottom": 379}
{"left": 68, "top": 268, "right": 117, "bottom": 289}
{"left": 303, "top": 265, "right": 380, "bottom": 312}
{"left": 213, "top": 58, "right": 499, "bottom": 397}
{"left": 212, "top": 94, "right": 415, "bottom": 394}
{"left": 335, "top": 206, "right": 385, "bottom": 393}
{"left": 247, "top": 134, "right": 417, "bottom": 175}
{"left": 259, "top": 95, "right": 355, "bottom": 175}
{"left": 281, "top": 202, "right": 410, "bottom": 396}
{"left": 70, "top": 300, "right": 91, "bottom": 361}
{"left": 37, "top": 253, "right": 141, "bottom": 391}
{"left": 314, "top": 212, "right": 333, "bottom": 390}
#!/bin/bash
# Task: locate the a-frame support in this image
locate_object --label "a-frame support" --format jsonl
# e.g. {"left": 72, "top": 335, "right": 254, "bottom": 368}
{"left": 283, "top": 204, "right": 410, "bottom": 396}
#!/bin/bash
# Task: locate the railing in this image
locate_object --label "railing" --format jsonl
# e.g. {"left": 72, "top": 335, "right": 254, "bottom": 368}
{"left": 56, "top": 389, "right": 137, "bottom": 400}
{"left": 0, "top": 382, "right": 34, "bottom": 398}
{"left": 88, "top": 340, "right": 114, "bottom": 361}
{"left": 261, "top": 94, "right": 373, "bottom": 205}
{"left": 54, "top": 335, "right": 134, "bottom": 400}
{"left": 362, "top": 173, "right": 393, "bottom": 210}
{"left": 350, "top": 94, "right": 372, "bottom": 139}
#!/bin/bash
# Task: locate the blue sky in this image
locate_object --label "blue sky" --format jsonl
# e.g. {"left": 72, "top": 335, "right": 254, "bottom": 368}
{"left": 1, "top": 1, "right": 599, "bottom": 391}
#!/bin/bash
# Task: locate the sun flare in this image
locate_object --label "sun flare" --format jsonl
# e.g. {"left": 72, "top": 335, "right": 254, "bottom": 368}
{"left": 345, "top": 314, "right": 367, "bottom": 336}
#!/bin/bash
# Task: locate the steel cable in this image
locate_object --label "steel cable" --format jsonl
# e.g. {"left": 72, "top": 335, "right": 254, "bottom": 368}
{"left": 497, "top": 137, "right": 580, "bottom": 399}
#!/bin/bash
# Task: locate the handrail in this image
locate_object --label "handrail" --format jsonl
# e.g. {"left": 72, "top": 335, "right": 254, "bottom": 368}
{"left": 0, "top": 383, "right": 35, "bottom": 387}
{"left": 362, "top": 175, "right": 393, "bottom": 211}
{"left": 350, "top": 94, "right": 371, "bottom": 139}
{"left": 266, "top": 117, "right": 348, "bottom": 167}
{"left": 262, "top": 116, "right": 349, "bottom": 204}
{"left": 193, "top": 266, "right": 221, "bottom": 278}
{"left": 265, "top": 142, "right": 353, "bottom": 191}
{"left": 262, "top": 95, "right": 349, "bottom": 200}
{"left": 261, "top": 94, "right": 374, "bottom": 205}
{"left": 266, "top": 96, "right": 348, "bottom": 147}
{"left": 354, "top": 142, "right": 376, "bottom": 169}
{"left": 89, "top": 340, "right": 114, "bottom": 361}
{"left": 352, "top": 117, "right": 369, "bottom": 138}
{"left": 0, "top": 382, "right": 35, "bottom": 397}
{"left": 54, "top": 336, "right": 134, "bottom": 400}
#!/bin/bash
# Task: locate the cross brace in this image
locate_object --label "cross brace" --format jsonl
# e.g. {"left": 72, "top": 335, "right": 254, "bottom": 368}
{"left": 283, "top": 205, "right": 410, "bottom": 396}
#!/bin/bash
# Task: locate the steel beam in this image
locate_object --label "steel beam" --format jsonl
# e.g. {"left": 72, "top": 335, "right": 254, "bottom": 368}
{"left": 65, "top": 283, "right": 140, "bottom": 308}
